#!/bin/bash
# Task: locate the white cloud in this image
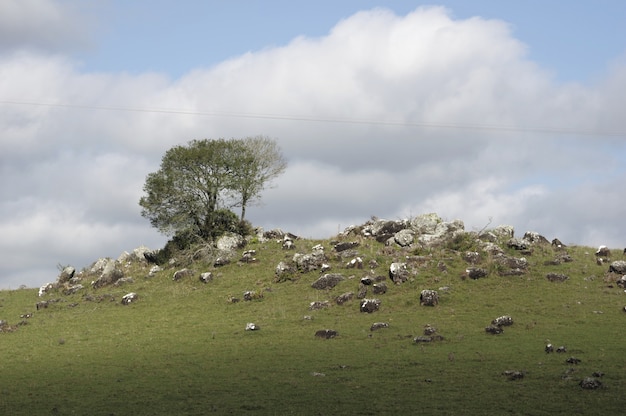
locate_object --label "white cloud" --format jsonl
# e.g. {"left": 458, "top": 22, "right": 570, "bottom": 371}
{"left": 1, "top": 5, "right": 626, "bottom": 288}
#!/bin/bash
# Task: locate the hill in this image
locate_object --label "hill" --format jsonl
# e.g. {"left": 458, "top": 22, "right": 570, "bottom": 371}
{"left": 1, "top": 214, "right": 625, "bottom": 415}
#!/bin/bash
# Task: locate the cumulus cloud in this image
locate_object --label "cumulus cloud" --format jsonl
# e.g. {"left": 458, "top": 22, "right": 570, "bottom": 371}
{"left": 1, "top": 5, "right": 625, "bottom": 288}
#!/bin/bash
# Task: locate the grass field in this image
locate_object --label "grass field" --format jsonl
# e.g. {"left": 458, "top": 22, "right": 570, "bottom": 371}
{"left": 1, "top": 231, "right": 625, "bottom": 415}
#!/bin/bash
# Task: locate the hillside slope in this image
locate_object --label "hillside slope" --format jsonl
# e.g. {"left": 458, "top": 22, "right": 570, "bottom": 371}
{"left": 1, "top": 215, "right": 625, "bottom": 415}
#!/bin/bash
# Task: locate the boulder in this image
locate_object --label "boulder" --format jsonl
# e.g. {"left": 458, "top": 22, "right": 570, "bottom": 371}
{"left": 609, "top": 260, "right": 626, "bottom": 274}
{"left": 92, "top": 259, "right": 124, "bottom": 288}
{"left": 580, "top": 377, "right": 602, "bottom": 390}
{"left": 58, "top": 266, "right": 75, "bottom": 283}
{"left": 121, "top": 292, "right": 138, "bottom": 305}
{"left": 346, "top": 257, "right": 363, "bottom": 269}
{"left": 335, "top": 292, "right": 354, "bottom": 305}
{"left": 216, "top": 233, "right": 245, "bottom": 251}
{"left": 311, "top": 273, "right": 345, "bottom": 290}
{"left": 370, "top": 322, "right": 389, "bottom": 331}
{"left": 315, "top": 329, "right": 338, "bottom": 339}
{"left": 389, "top": 262, "right": 409, "bottom": 284}
{"left": 492, "top": 315, "right": 513, "bottom": 327}
{"left": 293, "top": 251, "right": 327, "bottom": 272}
{"left": 309, "top": 301, "right": 330, "bottom": 310}
{"left": 372, "top": 282, "right": 387, "bottom": 295}
{"left": 523, "top": 231, "right": 549, "bottom": 245}
{"left": 419, "top": 290, "right": 439, "bottom": 306}
{"left": 62, "top": 284, "right": 84, "bottom": 295}
{"left": 595, "top": 246, "right": 611, "bottom": 257}
{"left": 485, "top": 325, "right": 503, "bottom": 334}
{"left": 410, "top": 213, "right": 441, "bottom": 234}
{"left": 394, "top": 229, "right": 415, "bottom": 247}
{"left": 199, "top": 272, "right": 213, "bottom": 283}
{"left": 546, "top": 273, "right": 569, "bottom": 283}
{"left": 245, "top": 322, "right": 259, "bottom": 331}
{"left": 507, "top": 238, "right": 528, "bottom": 251}
{"left": 334, "top": 241, "right": 360, "bottom": 252}
{"left": 357, "top": 283, "right": 368, "bottom": 299}
{"left": 173, "top": 268, "right": 193, "bottom": 281}
{"left": 616, "top": 275, "right": 626, "bottom": 288}
{"left": 359, "top": 298, "right": 381, "bottom": 313}
{"left": 466, "top": 267, "right": 488, "bottom": 280}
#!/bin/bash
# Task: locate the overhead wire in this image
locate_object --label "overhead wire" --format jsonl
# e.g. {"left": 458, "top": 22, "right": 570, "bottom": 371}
{"left": 0, "top": 99, "right": 624, "bottom": 137}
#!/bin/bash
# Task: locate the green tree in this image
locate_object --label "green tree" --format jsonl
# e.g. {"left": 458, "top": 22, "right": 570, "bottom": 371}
{"left": 139, "top": 137, "right": 286, "bottom": 242}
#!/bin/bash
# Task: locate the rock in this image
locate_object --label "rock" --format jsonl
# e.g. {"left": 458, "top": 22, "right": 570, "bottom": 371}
{"left": 609, "top": 260, "right": 626, "bottom": 274}
{"left": 546, "top": 273, "right": 569, "bottom": 283}
{"left": 309, "top": 301, "right": 330, "bottom": 310}
{"left": 580, "top": 377, "right": 602, "bottom": 390}
{"left": 275, "top": 261, "right": 293, "bottom": 278}
{"left": 243, "top": 291, "right": 256, "bottom": 301}
{"left": 616, "top": 275, "right": 626, "bottom": 288}
{"left": 413, "top": 336, "right": 433, "bottom": 343}
{"left": 213, "top": 257, "right": 230, "bottom": 267}
{"left": 423, "top": 324, "right": 437, "bottom": 336}
{"left": 360, "top": 276, "right": 373, "bottom": 285}
{"left": 121, "top": 292, "right": 138, "bottom": 305}
{"left": 566, "top": 357, "right": 581, "bottom": 365}
{"left": 389, "top": 262, "right": 409, "bottom": 284}
{"left": 335, "top": 292, "right": 354, "bottom": 305}
{"left": 359, "top": 298, "right": 381, "bottom": 313}
{"left": 463, "top": 251, "right": 481, "bottom": 264}
{"left": 372, "top": 282, "right": 387, "bottom": 295}
{"left": 216, "top": 233, "right": 245, "bottom": 251}
{"left": 502, "top": 370, "right": 525, "bottom": 381}
{"left": 357, "top": 283, "right": 368, "bottom": 299}
{"left": 62, "top": 284, "right": 84, "bottom": 295}
{"left": 315, "top": 329, "right": 338, "bottom": 339}
{"left": 394, "top": 229, "right": 415, "bottom": 247}
{"left": 556, "top": 346, "right": 567, "bottom": 353}
{"left": 334, "top": 241, "right": 360, "bottom": 252}
{"left": 595, "top": 245, "right": 611, "bottom": 257}
{"left": 199, "top": 272, "right": 213, "bottom": 283}
{"left": 245, "top": 322, "right": 259, "bottom": 331}
{"left": 523, "top": 231, "right": 549, "bottom": 245}
{"left": 420, "top": 290, "right": 439, "bottom": 306}
{"left": 38, "top": 282, "right": 55, "bottom": 297}
{"left": 148, "top": 265, "right": 162, "bottom": 276}
{"left": 492, "top": 315, "right": 513, "bottom": 327}
{"left": 240, "top": 250, "right": 257, "bottom": 263}
{"left": 346, "top": 257, "right": 363, "bottom": 269}
{"left": 92, "top": 259, "right": 124, "bottom": 288}
{"left": 311, "top": 273, "right": 345, "bottom": 290}
{"left": 507, "top": 238, "right": 528, "bottom": 251}
{"left": 113, "top": 278, "right": 134, "bottom": 286}
{"left": 370, "top": 322, "right": 389, "bottom": 331}
{"left": 173, "top": 268, "right": 193, "bottom": 281}
{"left": 293, "top": 251, "right": 327, "bottom": 272}
{"left": 545, "top": 343, "right": 554, "bottom": 353}
{"left": 551, "top": 238, "right": 566, "bottom": 248}
{"left": 58, "top": 266, "right": 75, "bottom": 283}
{"left": 466, "top": 267, "right": 488, "bottom": 280}
{"left": 410, "top": 213, "right": 441, "bottom": 234}
{"left": 485, "top": 325, "right": 503, "bottom": 334}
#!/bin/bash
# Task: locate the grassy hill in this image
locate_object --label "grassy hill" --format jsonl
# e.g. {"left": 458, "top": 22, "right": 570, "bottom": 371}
{"left": 1, "top": 220, "right": 625, "bottom": 415}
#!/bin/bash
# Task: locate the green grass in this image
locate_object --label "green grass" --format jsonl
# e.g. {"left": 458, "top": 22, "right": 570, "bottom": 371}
{"left": 1, "top": 238, "right": 625, "bottom": 415}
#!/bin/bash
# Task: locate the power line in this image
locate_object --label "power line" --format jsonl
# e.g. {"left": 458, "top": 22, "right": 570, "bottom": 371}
{"left": 0, "top": 99, "right": 624, "bottom": 137}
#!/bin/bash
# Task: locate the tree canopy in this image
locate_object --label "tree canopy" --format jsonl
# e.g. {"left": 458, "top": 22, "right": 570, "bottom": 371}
{"left": 139, "top": 136, "right": 286, "bottom": 241}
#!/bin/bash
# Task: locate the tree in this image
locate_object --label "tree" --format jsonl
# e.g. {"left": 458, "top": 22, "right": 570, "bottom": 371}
{"left": 139, "top": 137, "right": 286, "bottom": 242}
{"left": 230, "top": 136, "right": 287, "bottom": 221}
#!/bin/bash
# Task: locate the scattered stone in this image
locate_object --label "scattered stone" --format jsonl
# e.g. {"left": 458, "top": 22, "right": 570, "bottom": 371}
{"left": 315, "top": 329, "right": 338, "bottom": 339}
{"left": 372, "top": 282, "right": 387, "bottom": 295}
{"left": 172, "top": 268, "right": 193, "bottom": 281}
{"left": 245, "top": 322, "right": 259, "bottom": 331}
{"left": 492, "top": 315, "right": 513, "bottom": 327}
{"left": 423, "top": 324, "right": 437, "bottom": 336}
{"left": 360, "top": 276, "right": 373, "bottom": 285}
{"left": 311, "top": 273, "right": 345, "bottom": 290}
{"left": 121, "top": 292, "right": 138, "bottom": 305}
{"left": 507, "top": 238, "right": 528, "bottom": 251}
{"left": 241, "top": 250, "right": 257, "bottom": 263}
{"left": 413, "top": 336, "right": 432, "bottom": 344}
{"left": 199, "top": 272, "right": 213, "bottom": 283}
{"left": 148, "top": 265, "right": 162, "bottom": 276}
{"left": 389, "top": 262, "right": 409, "bottom": 284}
{"left": 609, "top": 260, "right": 626, "bottom": 274}
{"left": 346, "top": 257, "right": 363, "bottom": 269}
{"left": 420, "top": 290, "right": 439, "bottom": 306}
{"left": 335, "top": 292, "right": 354, "bottom": 305}
{"left": 580, "top": 377, "right": 602, "bottom": 390}
{"left": 556, "top": 346, "right": 567, "bottom": 353}
{"left": 334, "top": 241, "right": 359, "bottom": 252}
{"left": 595, "top": 246, "right": 611, "bottom": 257}
{"left": 463, "top": 251, "right": 481, "bottom": 264}
{"left": 616, "top": 275, "right": 626, "bottom": 288}
{"left": 359, "top": 298, "right": 381, "bottom": 313}
{"left": 502, "top": 370, "right": 525, "bottom": 381}
{"left": 566, "top": 357, "right": 581, "bottom": 365}
{"left": 62, "top": 284, "right": 84, "bottom": 295}
{"left": 485, "top": 325, "right": 503, "bottom": 335}
{"left": 370, "top": 322, "right": 389, "bottom": 331}
{"left": 546, "top": 273, "right": 569, "bottom": 283}
{"left": 243, "top": 291, "right": 257, "bottom": 301}
{"left": 466, "top": 267, "right": 488, "bottom": 280}
{"left": 545, "top": 343, "right": 554, "bottom": 353}
{"left": 213, "top": 257, "right": 230, "bottom": 267}
{"left": 309, "top": 301, "right": 330, "bottom": 310}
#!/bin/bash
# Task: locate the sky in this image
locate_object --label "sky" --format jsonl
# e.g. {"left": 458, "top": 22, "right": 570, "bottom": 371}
{"left": 1, "top": 0, "right": 625, "bottom": 289}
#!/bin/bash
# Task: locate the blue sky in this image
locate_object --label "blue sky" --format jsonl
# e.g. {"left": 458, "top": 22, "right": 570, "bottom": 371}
{"left": 78, "top": 0, "right": 625, "bottom": 82}
{"left": 1, "top": 0, "right": 625, "bottom": 289}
